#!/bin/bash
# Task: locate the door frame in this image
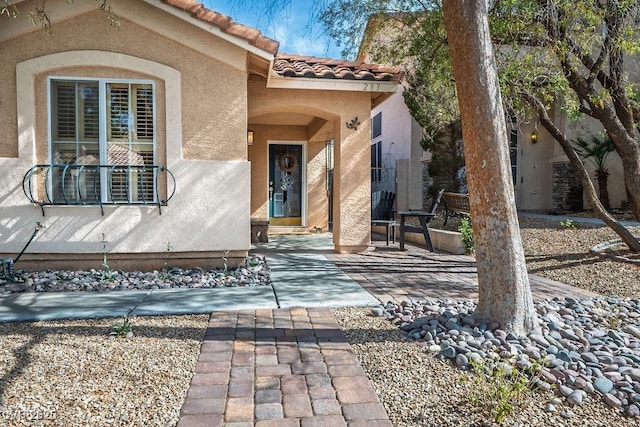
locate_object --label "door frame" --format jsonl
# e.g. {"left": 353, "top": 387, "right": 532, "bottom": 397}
{"left": 266, "top": 140, "right": 307, "bottom": 228}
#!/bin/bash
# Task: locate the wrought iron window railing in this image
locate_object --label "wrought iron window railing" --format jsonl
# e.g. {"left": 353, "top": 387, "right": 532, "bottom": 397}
{"left": 22, "top": 164, "right": 176, "bottom": 216}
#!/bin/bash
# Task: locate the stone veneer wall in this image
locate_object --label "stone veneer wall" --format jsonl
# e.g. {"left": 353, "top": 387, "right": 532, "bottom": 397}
{"left": 422, "top": 162, "right": 433, "bottom": 209}
{"left": 552, "top": 162, "right": 583, "bottom": 213}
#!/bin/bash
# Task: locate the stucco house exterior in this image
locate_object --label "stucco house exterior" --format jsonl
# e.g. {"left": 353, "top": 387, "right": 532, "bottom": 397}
{"left": 0, "top": 0, "right": 401, "bottom": 271}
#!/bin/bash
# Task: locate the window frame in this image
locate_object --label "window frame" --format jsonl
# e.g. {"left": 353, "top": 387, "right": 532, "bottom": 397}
{"left": 47, "top": 76, "right": 157, "bottom": 204}
{"left": 372, "top": 112, "right": 382, "bottom": 139}
{"left": 371, "top": 140, "right": 383, "bottom": 183}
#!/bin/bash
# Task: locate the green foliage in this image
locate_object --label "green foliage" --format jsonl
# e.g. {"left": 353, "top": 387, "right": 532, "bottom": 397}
{"left": 1, "top": 1, "right": 18, "bottom": 19}
{"left": 572, "top": 135, "right": 617, "bottom": 173}
{"left": 468, "top": 359, "right": 541, "bottom": 424}
{"left": 99, "top": 233, "right": 116, "bottom": 282}
{"left": 458, "top": 216, "right": 474, "bottom": 253}
{"left": 222, "top": 250, "right": 231, "bottom": 272}
{"left": 559, "top": 219, "right": 577, "bottom": 230}
{"left": 158, "top": 240, "right": 174, "bottom": 281}
{"left": 3, "top": 0, "right": 119, "bottom": 34}
{"left": 110, "top": 317, "right": 132, "bottom": 338}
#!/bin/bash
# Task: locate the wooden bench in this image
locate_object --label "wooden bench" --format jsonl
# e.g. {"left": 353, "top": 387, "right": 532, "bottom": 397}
{"left": 442, "top": 192, "right": 471, "bottom": 226}
{"left": 371, "top": 191, "right": 397, "bottom": 245}
{"left": 397, "top": 189, "right": 444, "bottom": 251}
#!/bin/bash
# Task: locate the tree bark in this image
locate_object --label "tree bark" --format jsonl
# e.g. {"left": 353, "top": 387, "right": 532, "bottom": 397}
{"left": 596, "top": 170, "right": 610, "bottom": 211}
{"left": 442, "top": 0, "right": 537, "bottom": 336}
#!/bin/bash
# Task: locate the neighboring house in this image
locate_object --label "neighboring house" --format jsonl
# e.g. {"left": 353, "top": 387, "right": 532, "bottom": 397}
{"left": 359, "top": 16, "right": 628, "bottom": 214}
{"left": 0, "top": 0, "right": 401, "bottom": 271}
{"left": 368, "top": 88, "right": 427, "bottom": 211}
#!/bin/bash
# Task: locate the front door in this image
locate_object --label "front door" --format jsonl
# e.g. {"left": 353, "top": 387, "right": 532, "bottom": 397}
{"left": 269, "top": 144, "right": 303, "bottom": 226}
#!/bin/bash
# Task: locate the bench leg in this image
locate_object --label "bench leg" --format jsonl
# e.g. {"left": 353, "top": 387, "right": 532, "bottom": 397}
{"left": 385, "top": 224, "right": 390, "bottom": 246}
{"left": 399, "top": 217, "right": 406, "bottom": 250}
{"left": 419, "top": 217, "right": 434, "bottom": 252}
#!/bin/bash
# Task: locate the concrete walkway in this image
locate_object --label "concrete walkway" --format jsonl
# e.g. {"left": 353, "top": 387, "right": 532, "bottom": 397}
{"left": 0, "top": 252, "right": 378, "bottom": 323}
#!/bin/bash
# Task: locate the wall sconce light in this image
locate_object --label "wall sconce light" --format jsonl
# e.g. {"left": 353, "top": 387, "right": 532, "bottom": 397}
{"left": 530, "top": 130, "right": 538, "bottom": 144}
{"left": 345, "top": 117, "right": 360, "bottom": 131}
{"left": 247, "top": 130, "right": 254, "bottom": 146}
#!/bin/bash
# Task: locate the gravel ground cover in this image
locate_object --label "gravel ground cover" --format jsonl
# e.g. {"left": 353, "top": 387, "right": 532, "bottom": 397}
{"left": 0, "top": 315, "right": 207, "bottom": 426}
{"left": 333, "top": 216, "right": 640, "bottom": 426}
{"left": 0, "top": 255, "right": 269, "bottom": 294}
{"left": 519, "top": 217, "right": 640, "bottom": 298}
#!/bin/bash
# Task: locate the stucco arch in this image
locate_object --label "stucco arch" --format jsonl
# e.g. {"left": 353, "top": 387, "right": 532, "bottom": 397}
{"left": 249, "top": 104, "right": 338, "bottom": 125}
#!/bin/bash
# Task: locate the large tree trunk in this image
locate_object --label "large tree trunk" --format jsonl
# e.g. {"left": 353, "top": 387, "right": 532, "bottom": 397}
{"left": 442, "top": 0, "right": 537, "bottom": 336}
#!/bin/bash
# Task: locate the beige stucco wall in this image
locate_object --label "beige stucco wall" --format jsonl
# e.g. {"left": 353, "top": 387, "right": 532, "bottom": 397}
{"left": 0, "top": 1, "right": 252, "bottom": 267}
{"left": 248, "top": 79, "right": 372, "bottom": 251}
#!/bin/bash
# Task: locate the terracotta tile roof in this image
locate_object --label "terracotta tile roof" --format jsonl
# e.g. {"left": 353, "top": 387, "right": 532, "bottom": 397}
{"left": 161, "top": 0, "right": 279, "bottom": 54}
{"left": 273, "top": 54, "right": 403, "bottom": 81}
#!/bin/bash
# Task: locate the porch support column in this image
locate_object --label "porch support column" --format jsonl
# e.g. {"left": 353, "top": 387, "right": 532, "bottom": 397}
{"left": 333, "top": 114, "right": 371, "bottom": 253}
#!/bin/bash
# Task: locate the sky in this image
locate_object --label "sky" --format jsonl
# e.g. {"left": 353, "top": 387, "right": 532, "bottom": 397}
{"left": 204, "top": 1, "right": 344, "bottom": 58}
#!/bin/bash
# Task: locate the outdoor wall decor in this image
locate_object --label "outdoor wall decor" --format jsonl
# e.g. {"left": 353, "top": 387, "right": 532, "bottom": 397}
{"left": 345, "top": 116, "right": 361, "bottom": 131}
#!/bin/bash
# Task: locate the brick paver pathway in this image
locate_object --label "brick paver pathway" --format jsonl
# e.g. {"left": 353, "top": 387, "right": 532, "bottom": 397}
{"left": 177, "top": 308, "right": 391, "bottom": 427}
{"left": 326, "top": 242, "right": 601, "bottom": 304}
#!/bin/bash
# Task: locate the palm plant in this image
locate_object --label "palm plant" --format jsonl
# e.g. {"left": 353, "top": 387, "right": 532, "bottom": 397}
{"left": 572, "top": 135, "right": 617, "bottom": 210}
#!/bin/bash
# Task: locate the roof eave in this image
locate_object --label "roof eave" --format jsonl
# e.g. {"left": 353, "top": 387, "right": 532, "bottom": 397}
{"left": 266, "top": 72, "right": 399, "bottom": 94}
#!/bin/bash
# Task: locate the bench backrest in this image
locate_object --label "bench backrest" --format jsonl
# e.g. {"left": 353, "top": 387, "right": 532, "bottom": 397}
{"left": 442, "top": 192, "right": 471, "bottom": 214}
{"left": 371, "top": 191, "right": 396, "bottom": 220}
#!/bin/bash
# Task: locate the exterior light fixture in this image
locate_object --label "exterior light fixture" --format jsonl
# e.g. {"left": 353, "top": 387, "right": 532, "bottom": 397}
{"left": 247, "top": 130, "right": 254, "bottom": 146}
{"left": 530, "top": 130, "right": 538, "bottom": 144}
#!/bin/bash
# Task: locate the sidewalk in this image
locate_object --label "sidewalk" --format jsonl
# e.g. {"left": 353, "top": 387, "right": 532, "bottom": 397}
{"left": 0, "top": 252, "right": 378, "bottom": 323}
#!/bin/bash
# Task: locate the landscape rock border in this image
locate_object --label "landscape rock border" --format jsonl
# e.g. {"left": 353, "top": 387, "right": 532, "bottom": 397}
{"left": 372, "top": 295, "right": 640, "bottom": 418}
{"left": 0, "top": 255, "right": 271, "bottom": 294}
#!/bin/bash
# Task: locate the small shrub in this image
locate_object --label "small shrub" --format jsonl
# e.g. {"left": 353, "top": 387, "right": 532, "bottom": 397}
{"left": 159, "top": 240, "right": 174, "bottom": 281}
{"left": 468, "top": 359, "right": 540, "bottom": 423}
{"left": 99, "top": 233, "right": 116, "bottom": 282}
{"left": 559, "top": 219, "right": 577, "bottom": 230}
{"left": 222, "top": 249, "right": 230, "bottom": 271}
{"left": 458, "top": 216, "right": 474, "bottom": 254}
{"left": 110, "top": 317, "right": 133, "bottom": 338}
